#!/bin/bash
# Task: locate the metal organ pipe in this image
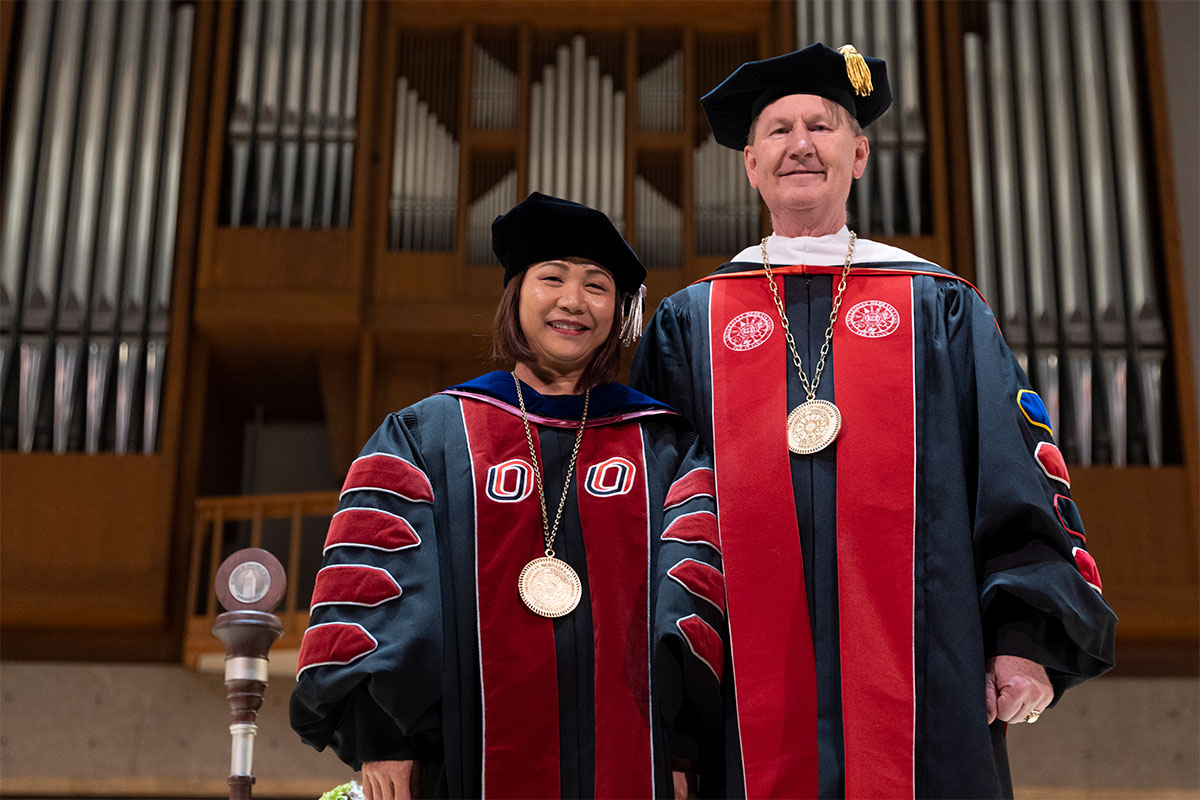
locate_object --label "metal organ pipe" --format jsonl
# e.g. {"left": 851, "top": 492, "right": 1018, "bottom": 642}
{"left": 114, "top": 0, "right": 172, "bottom": 455}
{"left": 55, "top": 0, "right": 119, "bottom": 454}
{"left": 1104, "top": 0, "right": 1167, "bottom": 466}
{"left": 19, "top": 0, "right": 87, "bottom": 452}
{"left": 1, "top": 1, "right": 54, "bottom": 402}
{"left": 279, "top": 0, "right": 309, "bottom": 229}
{"left": 1012, "top": 0, "right": 1061, "bottom": 432}
{"left": 1075, "top": 0, "right": 1130, "bottom": 466}
{"left": 1039, "top": 0, "right": 1094, "bottom": 466}
{"left": 1, "top": 0, "right": 192, "bottom": 453}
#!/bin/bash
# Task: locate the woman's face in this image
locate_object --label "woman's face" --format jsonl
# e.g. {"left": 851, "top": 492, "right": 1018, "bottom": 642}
{"left": 518, "top": 258, "right": 617, "bottom": 377}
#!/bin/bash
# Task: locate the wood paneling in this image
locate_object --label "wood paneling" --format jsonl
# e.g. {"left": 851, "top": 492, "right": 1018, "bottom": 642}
{"left": 0, "top": 454, "right": 174, "bottom": 628}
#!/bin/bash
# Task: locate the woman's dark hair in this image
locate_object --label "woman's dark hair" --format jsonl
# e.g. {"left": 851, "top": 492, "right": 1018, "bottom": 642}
{"left": 490, "top": 269, "right": 623, "bottom": 388}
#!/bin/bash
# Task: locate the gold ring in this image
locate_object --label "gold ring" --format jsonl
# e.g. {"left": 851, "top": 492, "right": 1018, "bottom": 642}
{"left": 1022, "top": 709, "right": 1043, "bottom": 724}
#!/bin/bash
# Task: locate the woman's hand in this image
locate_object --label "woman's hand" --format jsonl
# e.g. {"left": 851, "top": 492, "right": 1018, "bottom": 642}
{"left": 362, "top": 760, "right": 419, "bottom": 800}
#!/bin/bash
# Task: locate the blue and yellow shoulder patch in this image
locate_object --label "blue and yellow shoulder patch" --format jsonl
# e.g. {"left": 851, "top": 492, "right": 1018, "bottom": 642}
{"left": 1017, "top": 389, "right": 1054, "bottom": 436}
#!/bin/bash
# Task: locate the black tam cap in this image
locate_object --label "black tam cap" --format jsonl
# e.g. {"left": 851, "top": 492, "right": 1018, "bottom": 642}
{"left": 492, "top": 192, "right": 647, "bottom": 296}
{"left": 701, "top": 42, "right": 892, "bottom": 149}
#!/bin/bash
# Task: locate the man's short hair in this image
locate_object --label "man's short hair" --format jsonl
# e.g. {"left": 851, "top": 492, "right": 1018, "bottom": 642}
{"left": 490, "top": 269, "right": 623, "bottom": 387}
{"left": 746, "top": 95, "right": 864, "bottom": 146}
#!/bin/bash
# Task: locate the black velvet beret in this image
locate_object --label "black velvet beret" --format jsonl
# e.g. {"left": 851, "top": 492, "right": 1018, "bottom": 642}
{"left": 701, "top": 42, "right": 892, "bottom": 149}
{"left": 492, "top": 192, "right": 646, "bottom": 296}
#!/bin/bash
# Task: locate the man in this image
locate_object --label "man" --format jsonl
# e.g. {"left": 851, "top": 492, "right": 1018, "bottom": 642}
{"left": 631, "top": 43, "right": 1116, "bottom": 798}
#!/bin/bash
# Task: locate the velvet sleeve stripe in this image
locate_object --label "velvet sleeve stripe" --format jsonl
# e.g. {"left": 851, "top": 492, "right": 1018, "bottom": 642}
{"left": 310, "top": 565, "right": 403, "bottom": 609}
{"left": 664, "top": 467, "right": 717, "bottom": 510}
{"left": 661, "top": 510, "right": 720, "bottom": 552}
{"left": 667, "top": 558, "right": 726, "bottom": 616}
{"left": 296, "top": 622, "right": 379, "bottom": 677}
{"left": 1054, "top": 495, "right": 1087, "bottom": 542}
{"left": 677, "top": 614, "right": 724, "bottom": 681}
{"left": 323, "top": 507, "right": 422, "bottom": 553}
{"left": 1035, "top": 442, "right": 1071, "bottom": 488}
{"left": 341, "top": 453, "right": 435, "bottom": 504}
{"left": 1072, "top": 547, "right": 1103, "bottom": 593}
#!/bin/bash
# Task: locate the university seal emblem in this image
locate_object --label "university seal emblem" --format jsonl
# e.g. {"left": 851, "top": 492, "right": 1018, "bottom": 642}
{"left": 845, "top": 299, "right": 900, "bottom": 338}
{"left": 723, "top": 311, "right": 773, "bottom": 351}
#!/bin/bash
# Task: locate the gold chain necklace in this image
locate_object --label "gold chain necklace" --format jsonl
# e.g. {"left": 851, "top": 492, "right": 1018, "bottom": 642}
{"left": 760, "top": 232, "right": 856, "bottom": 454}
{"left": 512, "top": 372, "right": 590, "bottom": 617}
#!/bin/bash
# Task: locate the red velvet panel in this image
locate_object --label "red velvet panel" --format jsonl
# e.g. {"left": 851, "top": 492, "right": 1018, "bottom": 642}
{"left": 576, "top": 423, "right": 654, "bottom": 799}
{"left": 667, "top": 558, "right": 726, "bottom": 616}
{"left": 833, "top": 275, "right": 916, "bottom": 799}
{"left": 342, "top": 453, "right": 434, "bottom": 503}
{"left": 296, "top": 622, "right": 378, "bottom": 676}
{"left": 663, "top": 467, "right": 716, "bottom": 509}
{"left": 310, "top": 565, "right": 402, "bottom": 609}
{"left": 324, "top": 507, "right": 421, "bottom": 552}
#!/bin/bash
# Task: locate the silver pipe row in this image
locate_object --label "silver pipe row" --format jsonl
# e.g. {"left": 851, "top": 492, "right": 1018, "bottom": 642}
{"left": 467, "top": 171, "right": 518, "bottom": 265}
{"left": 2, "top": 0, "right": 194, "bottom": 454}
{"left": 965, "top": 0, "right": 1168, "bottom": 466}
{"left": 694, "top": 137, "right": 758, "bottom": 257}
{"left": 528, "top": 36, "right": 625, "bottom": 231}
{"left": 635, "top": 177, "right": 682, "bottom": 269}
{"left": 472, "top": 45, "right": 517, "bottom": 129}
{"left": 227, "top": 0, "right": 361, "bottom": 230}
{"left": 388, "top": 77, "right": 460, "bottom": 252}
{"left": 637, "top": 51, "right": 683, "bottom": 132}
{"left": 796, "top": 0, "right": 926, "bottom": 237}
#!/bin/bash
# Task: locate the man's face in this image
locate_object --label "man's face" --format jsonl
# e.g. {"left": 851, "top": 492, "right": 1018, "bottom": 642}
{"left": 743, "top": 94, "right": 869, "bottom": 224}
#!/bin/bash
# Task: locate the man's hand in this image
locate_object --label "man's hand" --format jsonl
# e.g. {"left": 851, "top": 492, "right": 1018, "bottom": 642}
{"left": 362, "top": 760, "right": 419, "bottom": 800}
{"left": 985, "top": 655, "right": 1054, "bottom": 725}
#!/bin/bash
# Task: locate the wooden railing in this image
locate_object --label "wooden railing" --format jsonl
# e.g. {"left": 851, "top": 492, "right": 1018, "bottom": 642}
{"left": 183, "top": 490, "right": 338, "bottom": 668}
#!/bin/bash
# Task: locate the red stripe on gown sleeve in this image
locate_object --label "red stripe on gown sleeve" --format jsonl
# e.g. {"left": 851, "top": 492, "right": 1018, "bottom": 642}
{"left": 342, "top": 453, "right": 435, "bottom": 502}
{"left": 311, "top": 565, "right": 402, "bottom": 608}
{"left": 661, "top": 511, "right": 720, "bottom": 551}
{"left": 677, "top": 613, "right": 724, "bottom": 681}
{"left": 324, "top": 507, "right": 421, "bottom": 552}
{"left": 461, "top": 400, "right": 561, "bottom": 798}
{"left": 667, "top": 558, "right": 726, "bottom": 616}
{"left": 664, "top": 467, "right": 716, "bottom": 508}
{"left": 833, "top": 276, "right": 916, "bottom": 798}
{"left": 710, "top": 278, "right": 818, "bottom": 798}
{"left": 576, "top": 423, "right": 653, "bottom": 799}
{"left": 1035, "top": 442, "right": 1071, "bottom": 488}
{"left": 296, "top": 622, "right": 378, "bottom": 675}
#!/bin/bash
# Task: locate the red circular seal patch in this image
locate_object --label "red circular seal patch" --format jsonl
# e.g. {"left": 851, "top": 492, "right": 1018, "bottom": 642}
{"left": 723, "top": 311, "right": 774, "bottom": 351}
{"left": 844, "top": 300, "right": 901, "bottom": 338}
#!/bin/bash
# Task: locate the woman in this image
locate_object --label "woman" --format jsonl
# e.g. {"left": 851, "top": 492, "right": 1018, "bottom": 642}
{"left": 291, "top": 194, "right": 725, "bottom": 799}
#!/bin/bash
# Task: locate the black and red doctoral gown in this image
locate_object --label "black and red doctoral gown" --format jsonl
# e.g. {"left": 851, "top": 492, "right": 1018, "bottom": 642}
{"left": 291, "top": 372, "right": 726, "bottom": 798}
{"left": 629, "top": 229, "right": 1117, "bottom": 799}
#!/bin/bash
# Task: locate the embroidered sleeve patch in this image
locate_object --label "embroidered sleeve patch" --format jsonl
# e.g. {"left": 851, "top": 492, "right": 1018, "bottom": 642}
{"left": 664, "top": 468, "right": 717, "bottom": 510}
{"left": 677, "top": 614, "right": 724, "bottom": 681}
{"left": 1035, "top": 442, "right": 1071, "bottom": 488}
{"left": 1072, "top": 547, "right": 1103, "bottom": 593}
{"left": 311, "top": 565, "right": 402, "bottom": 610}
{"left": 342, "top": 453, "right": 434, "bottom": 503}
{"left": 1054, "top": 495, "right": 1087, "bottom": 542}
{"left": 297, "top": 622, "right": 378, "bottom": 676}
{"left": 661, "top": 510, "right": 720, "bottom": 552}
{"left": 667, "top": 558, "right": 726, "bottom": 616}
{"left": 1017, "top": 389, "right": 1054, "bottom": 436}
{"left": 324, "top": 507, "right": 422, "bottom": 553}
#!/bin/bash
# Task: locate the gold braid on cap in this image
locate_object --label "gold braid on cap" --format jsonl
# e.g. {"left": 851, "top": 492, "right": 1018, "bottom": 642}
{"left": 838, "top": 44, "right": 873, "bottom": 97}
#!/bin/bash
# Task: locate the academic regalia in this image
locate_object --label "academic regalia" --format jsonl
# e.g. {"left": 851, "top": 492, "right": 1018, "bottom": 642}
{"left": 630, "top": 229, "right": 1117, "bottom": 799}
{"left": 290, "top": 372, "right": 725, "bottom": 799}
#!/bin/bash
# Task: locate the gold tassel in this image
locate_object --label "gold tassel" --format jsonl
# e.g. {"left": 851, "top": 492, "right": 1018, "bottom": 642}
{"left": 838, "top": 44, "right": 874, "bottom": 97}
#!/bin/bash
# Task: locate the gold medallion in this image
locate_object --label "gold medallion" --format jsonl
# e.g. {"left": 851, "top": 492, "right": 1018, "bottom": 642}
{"left": 518, "top": 556, "right": 583, "bottom": 618}
{"left": 786, "top": 399, "right": 842, "bottom": 454}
